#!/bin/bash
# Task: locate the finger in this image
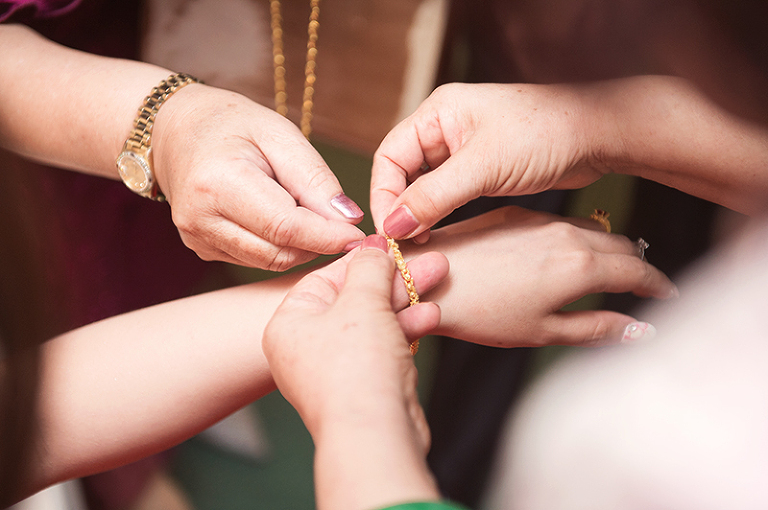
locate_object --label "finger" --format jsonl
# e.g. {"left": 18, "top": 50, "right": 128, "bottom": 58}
{"left": 378, "top": 147, "right": 490, "bottom": 239}
{"left": 589, "top": 253, "right": 678, "bottom": 299}
{"left": 274, "top": 252, "right": 354, "bottom": 316}
{"left": 396, "top": 302, "right": 441, "bottom": 340}
{"left": 178, "top": 217, "right": 321, "bottom": 271}
{"left": 218, "top": 174, "right": 365, "bottom": 258}
{"left": 412, "top": 230, "right": 431, "bottom": 245}
{"left": 262, "top": 119, "right": 364, "bottom": 223}
{"left": 561, "top": 217, "right": 651, "bottom": 257}
{"left": 544, "top": 310, "right": 653, "bottom": 347}
{"left": 338, "top": 235, "right": 396, "bottom": 309}
{"left": 390, "top": 251, "right": 450, "bottom": 311}
{"left": 370, "top": 112, "right": 452, "bottom": 230}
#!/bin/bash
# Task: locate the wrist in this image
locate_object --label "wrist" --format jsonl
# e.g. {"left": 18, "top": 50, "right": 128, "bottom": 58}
{"left": 314, "top": 418, "right": 438, "bottom": 510}
{"left": 149, "top": 80, "right": 208, "bottom": 199}
{"left": 116, "top": 73, "right": 201, "bottom": 201}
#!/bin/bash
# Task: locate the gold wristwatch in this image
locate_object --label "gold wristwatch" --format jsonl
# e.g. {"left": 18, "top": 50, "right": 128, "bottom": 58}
{"left": 116, "top": 73, "right": 201, "bottom": 201}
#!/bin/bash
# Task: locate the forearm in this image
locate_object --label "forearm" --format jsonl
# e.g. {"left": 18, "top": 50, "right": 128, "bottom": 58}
{"left": 0, "top": 24, "right": 170, "bottom": 177}
{"left": 588, "top": 75, "right": 768, "bottom": 215}
{"left": 313, "top": 404, "right": 440, "bottom": 510}
{"left": 30, "top": 272, "right": 302, "bottom": 495}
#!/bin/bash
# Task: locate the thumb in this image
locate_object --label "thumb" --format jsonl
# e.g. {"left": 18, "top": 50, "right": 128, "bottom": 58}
{"left": 338, "top": 235, "right": 396, "bottom": 308}
{"left": 381, "top": 149, "right": 487, "bottom": 239}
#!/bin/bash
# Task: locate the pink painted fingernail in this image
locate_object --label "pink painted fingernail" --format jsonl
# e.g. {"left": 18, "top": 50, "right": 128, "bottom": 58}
{"left": 361, "top": 234, "right": 388, "bottom": 253}
{"left": 621, "top": 322, "right": 657, "bottom": 343}
{"left": 331, "top": 193, "right": 364, "bottom": 220}
{"left": 383, "top": 205, "right": 418, "bottom": 239}
{"left": 343, "top": 240, "right": 363, "bottom": 252}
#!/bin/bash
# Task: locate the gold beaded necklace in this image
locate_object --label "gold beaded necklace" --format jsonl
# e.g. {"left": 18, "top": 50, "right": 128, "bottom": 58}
{"left": 270, "top": 1, "right": 421, "bottom": 355}
{"left": 270, "top": 0, "right": 320, "bottom": 138}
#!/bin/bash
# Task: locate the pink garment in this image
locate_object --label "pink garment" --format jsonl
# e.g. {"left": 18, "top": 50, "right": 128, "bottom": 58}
{"left": 0, "top": 0, "right": 81, "bottom": 21}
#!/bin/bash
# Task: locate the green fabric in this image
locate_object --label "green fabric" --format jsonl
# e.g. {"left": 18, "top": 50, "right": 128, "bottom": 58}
{"left": 375, "top": 501, "right": 469, "bottom": 510}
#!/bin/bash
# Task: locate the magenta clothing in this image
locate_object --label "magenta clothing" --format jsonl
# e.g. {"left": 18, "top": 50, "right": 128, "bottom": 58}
{"left": 0, "top": 0, "right": 81, "bottom": 22}
{"left": 2, "top": 0, "right": 229, "bottom": 332}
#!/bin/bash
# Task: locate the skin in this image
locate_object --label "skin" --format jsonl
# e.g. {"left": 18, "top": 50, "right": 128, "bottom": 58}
{"left": 263, "top": 235, "right": 442, "bottom": 510}
{"left": 0, "top": 24, "right": 365, "bottom": 271}
{"left": 370, "top": 77, "right": 768, "bottom": 239}
{"left": 404, "top": 206, "right": 677, "bottom": 347}
{"left": 11, "top": 250, "right": 448, "bottom": 507}
{"left": 9, "top": 206, "right": 675, "bottom": 504}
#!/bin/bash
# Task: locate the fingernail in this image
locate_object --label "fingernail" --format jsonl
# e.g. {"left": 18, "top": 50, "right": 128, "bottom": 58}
{"left": 343, "top": 240, "right": 362, "bottom": 252}
{"left": 383, "top": 205, "right": 419, "bottom": 239}
{"left": 331, "top": 193, "right": 364, "bottom": 220}
{"left": 668, "top": 286, "right": 680, "bottom": 299}
{"left": 412, "top": 230, "right": 431, "bottom": 245}
{"left": 361, "top": 234, "right": 388, "bottom": 253}
{"left": 621, "top": 322, "right": 657, "bottom": 343}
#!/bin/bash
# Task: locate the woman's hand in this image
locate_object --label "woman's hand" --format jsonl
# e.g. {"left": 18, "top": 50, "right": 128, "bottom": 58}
{"left": 152, "top": 84, "right": 366, "bottom": 270}
{"left": 371, "top": 77, "right": 768, "bottom": 238}
{"left": 263, "top": 235, "right": 444, "bottom": 510}
{"left": 407, "top": 206, "right": 678, "bottom": 347}
{"left": 370, "top": 82, "right": 604, "bottom": 239}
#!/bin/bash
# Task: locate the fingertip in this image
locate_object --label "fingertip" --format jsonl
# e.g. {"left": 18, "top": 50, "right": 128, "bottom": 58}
{"left": 383, "top": 205, "right": 420, "bottom": 239}
{"left": 412, "top": 229, "right": 431, "bottom": 245}
{"left": 398, "top": 301, "right": 441, "bottom": 338}
{"left": 330, "top": 193, "right": 365, "bottom": 222}
{"left": 361, "top": 234, "right": 388, "bottom": 253}
{"left": 621, "top": 321, "right": 657, "bottom": 343}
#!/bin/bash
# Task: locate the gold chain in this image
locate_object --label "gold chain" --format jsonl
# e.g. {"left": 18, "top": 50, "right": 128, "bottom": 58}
{"left": 386, "top": 236, "right": 421, "bottom": 356}
{"left": 270, "top": 0, "right": 320, "bottom": 138}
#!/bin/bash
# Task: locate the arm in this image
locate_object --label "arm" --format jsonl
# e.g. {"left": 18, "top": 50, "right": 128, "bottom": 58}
{"left": 263, "top": 236, "right": 443, "bottom": 510}
{"left": 591, "top": 75, "right": 768, "bottom": 215}
{"left": 370, "top": 76, "right": 768, "bottom": 238}
{"left": 0, "top": 24, "right": 364, "bottom": 270}
{"left": 20, "top": 251, "right": 448, "bottom": 502}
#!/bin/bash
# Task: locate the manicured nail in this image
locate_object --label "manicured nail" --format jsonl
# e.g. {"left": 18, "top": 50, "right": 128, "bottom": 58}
{"left": 361, "top": 234, "right": 388, "bottom": 253}
{"left": 412, "top": 230, "right": 431, "bottom": 245}
{"left": 621, "top": 322, "right": 657, "bottom": 343}
{"left": 331, "top": 193, "right": 364, "bottom": 220}
{"left": 383, "top": 205, "right": 419, "bottom": 239}
{"left": 343, "top": 240, "right": 363, "bottom": 252}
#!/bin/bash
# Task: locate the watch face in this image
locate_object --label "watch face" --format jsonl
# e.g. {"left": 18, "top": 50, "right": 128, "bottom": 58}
{"left": 116, "top": 151, "right": 152, "bottom": 194}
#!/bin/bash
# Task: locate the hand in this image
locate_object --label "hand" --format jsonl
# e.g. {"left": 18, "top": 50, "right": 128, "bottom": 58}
{"left": 263, "top": 235, "right": 445, "bottom": 510}
{"left": 370, "top": 82, "right": 605, "bottom": 239}
{"left": 406, "top": 206, "right": 678, "bottom": 347}
{"left": 263, "top": 235, "right": 445, "bottom": 436}
{"left": 152, "top": 84, "right": 366, "bottom": 270}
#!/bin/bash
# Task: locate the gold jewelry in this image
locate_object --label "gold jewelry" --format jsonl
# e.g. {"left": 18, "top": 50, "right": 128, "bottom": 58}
{"left": 116, "top": 73, "right": 201, "bottom": 201}
{"left": 589, "top": 209, "right": 611, "bottom": 233}
{"left": 385, "top": 235, "right": 421, "bottom": 355}
{"left": 270, "top": 0, "right": 320, "bottom": 139}
{"left": 635, "top": 237, "right": 649, "bottom": 261}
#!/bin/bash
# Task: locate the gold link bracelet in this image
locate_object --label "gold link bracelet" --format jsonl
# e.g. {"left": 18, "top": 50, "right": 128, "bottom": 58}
{"left": 386, "top": 236, "right": 421, "bottom": 355}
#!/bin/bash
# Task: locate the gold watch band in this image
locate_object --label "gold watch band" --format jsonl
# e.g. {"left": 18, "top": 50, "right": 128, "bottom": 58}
{"left": 117, "top": 72, "right": 201, "bottom": 201}
{"left": 123, "top": 72, "right": 201, "bottom": 153}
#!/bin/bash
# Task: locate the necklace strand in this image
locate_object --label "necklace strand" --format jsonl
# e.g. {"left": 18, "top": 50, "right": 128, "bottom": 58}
{"left": 270, "top": 0, "right": 320, "bottom": 138}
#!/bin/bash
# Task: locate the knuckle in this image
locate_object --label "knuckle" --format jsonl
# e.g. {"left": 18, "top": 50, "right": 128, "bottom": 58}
{"left": 264, "top": 247, "right": 311, "bottom": 272}
{"left": 580, "top": 322, "right": 610, "bottom": 347}
{"left": 407, "top": 182, "right": 446, "bottom": 221}
{"left": 304, "top": 166, "right": 335, "bottom": 191}
{"left": 262, "top": 211, "right": 301, "bottom": 248}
